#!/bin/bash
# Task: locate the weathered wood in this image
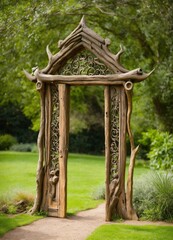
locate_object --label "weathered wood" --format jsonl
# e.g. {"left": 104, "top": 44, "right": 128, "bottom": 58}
{"left": 58, "top": 84, "right": 70, "bottom": 218}
{"left": 116, "top": 87, "right": 128, "bottom": 219}
{"left": 102, "top": 45, "right": 128, "bottom": 73}
{"left": 23, "top": 69, "right": 37, "bottom": 82}
{"left": 81, "top": 32, "right": 102, "bottom": 48}
{"left": 90, "top": 42, "right": 121, "bottom": 71}
{"left": 58, "top": 17, "right": 84, "bottom": 49}
{"left": 41, "top": 85, "right": 51, "bottom": 212}
{"left": 126, "top": 145, "right": 139, "bottom": 220}
{"left": 29, "top": 84, "right": 45, "bottom": 214}
{"left": 107, "top": 87, "right": 128, "bottom": 220}
{"left": 46, "top": 45, "right": 53, "bottom": 65}
{"left": 104, "top": 86, "right": 111, "bottom": 221}
{"left": 83, "top": 42, "right": 117, "bottom": 72}
{"left": 35, "top": 68, "right": 151, "bottom": 84}
{"left": 82, "top": 25, "right": 105, "bottom": 44}
{"left": 125, "top": 85, "right": 139, "bottom": 220}
{"left": 59, "top": 33, "right": 82, "bottom": 50}
{"left": 48, "top": 42, "right": 83, "bottom": 73}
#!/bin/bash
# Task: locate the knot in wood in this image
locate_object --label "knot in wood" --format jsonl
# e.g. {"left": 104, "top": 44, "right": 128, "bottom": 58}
{"left": 36, "top": 80, "right": 43, "bottom": 91}
{"left": 124, "top": 81, "right": 133, "bottom": 91}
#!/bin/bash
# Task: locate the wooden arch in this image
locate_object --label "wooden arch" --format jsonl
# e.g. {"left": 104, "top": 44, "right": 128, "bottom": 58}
{"left": 25, "top": 16, "right": 153, "bottom": 221}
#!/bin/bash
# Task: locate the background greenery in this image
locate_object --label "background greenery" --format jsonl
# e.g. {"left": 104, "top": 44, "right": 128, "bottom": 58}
{"left": 0, "top": 0, "right": 173, "bottom": 156}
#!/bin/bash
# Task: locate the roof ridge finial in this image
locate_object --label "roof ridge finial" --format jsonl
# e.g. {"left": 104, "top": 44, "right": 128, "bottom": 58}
{"left": 80, "top": 15, "right": 86, "bottom": 27}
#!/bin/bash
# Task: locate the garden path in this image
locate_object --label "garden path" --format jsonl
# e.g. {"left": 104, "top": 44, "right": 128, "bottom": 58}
{"left": 1, "top": 203, "right": 173, "bottom": 240}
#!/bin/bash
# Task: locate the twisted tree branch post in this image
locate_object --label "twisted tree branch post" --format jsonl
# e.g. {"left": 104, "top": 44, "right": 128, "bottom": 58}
{"left": 29, "top": 83, "right": 45, "bottom": 214}
{"left": 124, "top": 81, "right": 138, "bottom": 220}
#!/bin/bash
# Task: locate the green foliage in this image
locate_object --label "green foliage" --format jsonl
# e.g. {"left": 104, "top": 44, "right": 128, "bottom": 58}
{"left": 0, "top": 134, "right": 17, "bottom": 150}
{"left": 10, "top": 143, "right": 37, "bottom": 152}
{"left": 0, "top": 192, "right": 34, "bottom": 215}
{"left": 139, "top": 130, "right": 173, "bottom": 170}
{"left": 69, "top": 124, "right": 104, "bottom": 155}
{"left": 0, "top": 0, "right": 173, "bottom": 136}
{"left": 133, "top": 172, "right": 173, "bottom": 221}
{"left": 0, "top": 214, "right": 42, "bottom": 237}
{"left": 0, "top": 103, "right": 37, "bottom": 143}
{"left": 86, "top": 224, "right": 173, "bottom": 240}
{"left": 149, "top": 132, "right": 173, "bottom": 171}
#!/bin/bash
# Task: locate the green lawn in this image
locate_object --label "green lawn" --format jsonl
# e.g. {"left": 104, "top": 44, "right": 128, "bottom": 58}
{"left": 0, "top": 151, "right": 37, "bottom": 197}
{"left": 0, "top": 151, "right": 150, "bottom": 213}
{"left": 86, "top": 224, "right": 173, "bottom": 240}
{"left": 67, "top": 153, "right": 105, "bottom": 213}
{"left": 0, "top": 151, "right": 152, "bottom": 237}
{"left": 0, "top": 151, "right": 105, "bottom": 213}
{"left": 0, "top": 214, "right": 42, "bottom": 237}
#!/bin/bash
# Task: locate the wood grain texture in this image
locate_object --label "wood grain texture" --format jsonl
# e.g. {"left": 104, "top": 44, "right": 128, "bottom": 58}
{"left": 104, "top": 86, "right": 111, "bottom": 221}
{"left": 29, "top": 85, "right": 45, "bottom": 214}
{"left": 58, "top": 84, "right": 70, "bottom": 218}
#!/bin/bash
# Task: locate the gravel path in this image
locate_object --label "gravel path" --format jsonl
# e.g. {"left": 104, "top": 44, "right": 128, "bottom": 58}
{"left": 1, "top": 204, "right": 105, "bottom": 240}
{"left": 1, "top": 203, "right": 173, "bottom": 240}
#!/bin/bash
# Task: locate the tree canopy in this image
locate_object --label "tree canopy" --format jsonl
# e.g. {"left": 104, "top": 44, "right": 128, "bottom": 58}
{"left": 0, "top": 0, "right": 173, "bottom": 141}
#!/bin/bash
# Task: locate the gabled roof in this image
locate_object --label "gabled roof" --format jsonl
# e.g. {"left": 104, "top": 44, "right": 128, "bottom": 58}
{"left": 24, "top": 16, "right": 153, "bottom": 84}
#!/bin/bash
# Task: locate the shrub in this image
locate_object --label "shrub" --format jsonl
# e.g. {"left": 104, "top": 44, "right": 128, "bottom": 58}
{"left": 148, "top": 132, "right": 173, "bottom": 171}
{"left": 0, "top": 192, "right": 34, "bottom": 214}
{"left": 91, "top": 185, "right": 105, "bottom": 200}
{"left": 133, "top": 172, "right": 173, "bottom": 221}
{"left": 139, "top": 130, "right": 173, "bottom": 171}
{"left": 137, "top": 131, "right": 154, "bottom": 160}
{"left": 69, "top": 124, "right": 104, "bottom": 155}
{"left": 0, "top": 134, "right": 17, "bottom": 150}
{"left": 10, "top": 143, "right": 37, "bottom": 152}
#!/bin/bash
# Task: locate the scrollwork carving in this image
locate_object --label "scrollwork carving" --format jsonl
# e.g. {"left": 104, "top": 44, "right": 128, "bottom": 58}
{"left": 110, "top": 87, "right": 120, "bottom": 181}
{"left": 50, "top": 83, "right": 59, "bottom": 179}
{"left": 57, "top": 50, "right": 113, "bottom": 75}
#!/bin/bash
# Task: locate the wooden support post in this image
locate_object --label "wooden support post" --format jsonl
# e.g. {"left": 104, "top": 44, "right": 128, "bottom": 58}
{"left": 29, "top": 84, "right": 45, "bottom": 214}
{"left": 42, "top": 84, "right": 51, "bottom": 211}
{"left": 58, "top": 84, "right": 70, "bottom": 218}
{"left": 104, "top": 86, "right": 111, "bottom": 221}
{"left": 105, "top": 86, "right": 128, "bottom": 221}
{"left": 116, "top": 86, "right": 128, "bottom": 219}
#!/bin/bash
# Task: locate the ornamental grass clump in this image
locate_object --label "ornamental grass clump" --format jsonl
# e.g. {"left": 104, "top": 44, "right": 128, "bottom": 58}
{"left": 133, "top": 172, "right": 173, "bottom": 221}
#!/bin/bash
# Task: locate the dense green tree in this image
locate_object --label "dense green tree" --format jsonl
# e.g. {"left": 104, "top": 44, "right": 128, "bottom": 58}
{"left": 0, "top": 103, "right": 37, "bottom": 142}
{"left": 0, "top": 0, "right": 173, "bottom": 140}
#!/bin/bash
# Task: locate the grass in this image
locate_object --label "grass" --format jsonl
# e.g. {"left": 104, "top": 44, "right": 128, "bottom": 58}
{"left": 0, "top": 151, "right": 150, "bottom": 214}
{"left": 0, "top": 151, "right": 152, "bottom": 237}
{"left": 86, "top": 224, "right": 173, "bottom": 240}
{"left": 0, "top": 151, "right": 105, "bottom": 214}
{"left": 67, "top": 153, "right": 105, "bottom": 213}
{"left": 0, "top": 214, "right": 42, "bottom": 237}
{"left": 0, "top": 151, "right": 37, "bottom": 197}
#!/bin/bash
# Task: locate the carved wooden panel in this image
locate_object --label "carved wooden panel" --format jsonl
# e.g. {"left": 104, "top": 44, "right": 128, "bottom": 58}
{"left": 49, "top": 83, "right": 60, "bottom": 203}
{"left": 57, "top": 50, "right": 113, "bottom": 75}
{"left": 110, "top": 87, "right": 120, "bottom": 182}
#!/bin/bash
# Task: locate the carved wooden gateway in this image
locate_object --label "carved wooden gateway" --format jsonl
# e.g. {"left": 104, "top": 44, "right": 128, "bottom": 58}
{"left": 25, "top": 17, "right": 153, "bottom": 221}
